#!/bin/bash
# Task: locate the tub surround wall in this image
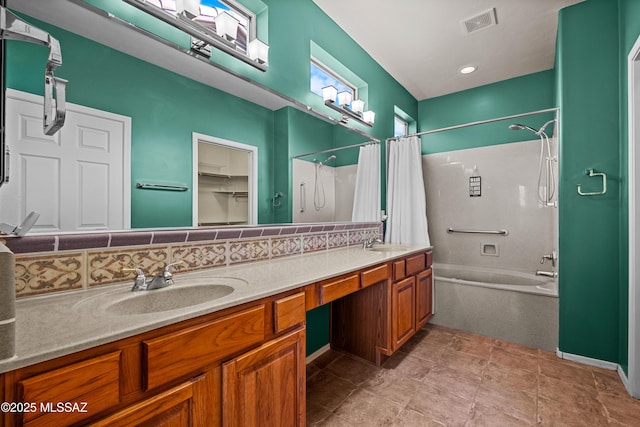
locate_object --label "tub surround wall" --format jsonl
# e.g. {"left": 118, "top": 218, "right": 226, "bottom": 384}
{"left": 0, "top": 243, "right": 15, "bottom": 359}
{"left": 433, "top": 278, "right": 558, "bottom": 351}
{"left": 423, "top": 139, "right": 557, "bottom": 274}
{"left": 1, "top": 222, "right": 382, "bottom": 299}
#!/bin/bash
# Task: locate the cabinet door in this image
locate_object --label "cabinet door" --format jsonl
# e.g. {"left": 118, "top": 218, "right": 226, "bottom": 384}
{"left": 392, "top": 277, "right": 416, "bottom": 351}
{"left": 416, "top": 268, "right": 433, "bottom": 330}
{"left": 89, "top": 374, "right": 213, "bottom": 427}
{"left": 222, "top": 327, "right": 306, "bottom": 427}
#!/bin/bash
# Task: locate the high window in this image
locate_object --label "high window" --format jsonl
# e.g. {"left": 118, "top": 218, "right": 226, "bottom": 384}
{"left": 310, "top": 58, "right": 357, "bottom": 106}
{"left": 394, "top": 116, "right": 408, "bottom": 137}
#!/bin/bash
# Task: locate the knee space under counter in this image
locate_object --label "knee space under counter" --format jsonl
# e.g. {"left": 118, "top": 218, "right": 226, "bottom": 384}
{"left": 0, "top": 243, "right": 16, "bottom": 360}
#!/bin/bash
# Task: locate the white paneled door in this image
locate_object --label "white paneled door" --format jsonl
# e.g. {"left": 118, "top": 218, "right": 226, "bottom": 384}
{"left": 1, "top": 90, "right": 131, "bottom": 233}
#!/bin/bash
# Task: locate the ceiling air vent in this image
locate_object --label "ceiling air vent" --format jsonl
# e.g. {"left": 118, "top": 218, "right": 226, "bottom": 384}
{"left": 461, "top": 8, "right": 497, "bottom": 34}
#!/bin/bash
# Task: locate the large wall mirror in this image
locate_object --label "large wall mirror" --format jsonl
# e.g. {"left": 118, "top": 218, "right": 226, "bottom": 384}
{"left": 2, "top": 0, "right": 383, "bottom": 235}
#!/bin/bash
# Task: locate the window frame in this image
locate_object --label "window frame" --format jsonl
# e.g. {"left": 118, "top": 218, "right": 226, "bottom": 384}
{"left": 394, "top": 115, "right": 409, "bottom": 137}
{"left": 310, "top": 57, "right": 359, "bottom": 101}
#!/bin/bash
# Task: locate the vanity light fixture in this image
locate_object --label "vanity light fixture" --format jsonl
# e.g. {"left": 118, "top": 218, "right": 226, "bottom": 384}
{"left": 337, "top": 91, "right": 353, "bottom": 108}
{"left": 214, "top": 11, "right": 239, "bottom": 42}
{"left": 321, "top": 85, "right": 374, "bottom": 127}
{"left": 123, "top": 0, "right": 269, "bottom": 71}
{"left": 248, "top": 39, "right": 269, "bottom": 65}
{"left": 176, "top": 0, "right": 200, "bottom": 19}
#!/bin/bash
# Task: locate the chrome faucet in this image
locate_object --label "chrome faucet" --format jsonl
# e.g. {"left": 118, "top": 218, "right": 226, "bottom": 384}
{"left": 536, "top": 270, "right": 558, "bottom": 278}
{"left": 123, "top": 262, "right": 183, "bottom": 291}
{"left": 540, "top": 249, "right": 557, "bottom": 268}
{"left": 363, "top": 238, "right": 383, "bottom": 249}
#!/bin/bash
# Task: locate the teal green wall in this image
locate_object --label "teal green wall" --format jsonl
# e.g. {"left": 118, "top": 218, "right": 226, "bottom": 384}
{"left": 6, "top": 16, "right": 276, "bottom": 227}
{"left": 306, "top": 304, "right": 331, "bottom": 355}
{"left": 557, "top": 0, "right": 620, "bottom": 363}
{"left": 617, "top": 0, "right": 640, "bottom": 374}
{"left": 6, "top": 2, "right": 420, "bottom": 357}
{"left": 417, "top": 71, "right": 556, "bottom": 155}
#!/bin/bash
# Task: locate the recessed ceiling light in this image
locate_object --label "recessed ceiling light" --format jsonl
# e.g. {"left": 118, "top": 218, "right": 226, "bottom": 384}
{"left": 459, "top": 65, "right": 477, "bottom": 75}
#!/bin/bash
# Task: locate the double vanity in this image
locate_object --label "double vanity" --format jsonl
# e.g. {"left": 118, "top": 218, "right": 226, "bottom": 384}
{"left": 0, "top": 243, "right": 432, "bottom": 426}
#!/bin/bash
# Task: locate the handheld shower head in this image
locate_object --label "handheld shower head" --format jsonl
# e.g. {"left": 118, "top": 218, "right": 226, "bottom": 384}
{"left": 509, "top": 123, "right": 539, "bottom": 134}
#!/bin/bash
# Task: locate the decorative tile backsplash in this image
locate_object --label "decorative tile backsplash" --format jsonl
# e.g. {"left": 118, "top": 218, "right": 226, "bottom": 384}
{"left": 2, "top": 222, "right": 382, "bottom": 298}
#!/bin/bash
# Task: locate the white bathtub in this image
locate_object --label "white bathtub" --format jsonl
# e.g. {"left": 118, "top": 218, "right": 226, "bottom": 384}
{"left": 431, "top": 263, "right": 559, "bottom": 351}
{"left": 434, "top": 263, "right": 558, "bottom": 297}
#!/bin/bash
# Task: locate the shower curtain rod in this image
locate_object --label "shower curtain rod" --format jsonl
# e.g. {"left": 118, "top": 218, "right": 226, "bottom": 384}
{"left": 292, "top": 140, "right": 380, "bottom": 160}
{"left": 386, "top": 107, "right": 560, "bottom": 142}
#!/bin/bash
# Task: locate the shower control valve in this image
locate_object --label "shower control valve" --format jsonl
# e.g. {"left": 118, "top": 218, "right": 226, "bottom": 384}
{"left": 540, "top": 250, "right": 557, "bottom": 268}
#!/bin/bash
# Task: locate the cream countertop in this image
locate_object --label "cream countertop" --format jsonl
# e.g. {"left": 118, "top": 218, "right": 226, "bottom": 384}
{"left": 0, "top": 244, "right": 431, "bottom": 373}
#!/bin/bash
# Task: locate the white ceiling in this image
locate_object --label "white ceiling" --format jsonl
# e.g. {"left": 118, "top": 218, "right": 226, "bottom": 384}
{"left": 312, "top": 0, "right": 583, "bottom": 100}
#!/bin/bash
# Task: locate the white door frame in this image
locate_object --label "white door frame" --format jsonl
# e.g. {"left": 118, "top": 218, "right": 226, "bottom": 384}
{"left": 627, "top": 33, "right": 640, "bottom": 398}
{"left": 192, "top": 132, "right": 258, "bottom": 226}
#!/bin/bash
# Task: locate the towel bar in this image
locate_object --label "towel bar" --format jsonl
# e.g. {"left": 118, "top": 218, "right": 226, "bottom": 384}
{"left": 447, "top": 228, "right": 509, "bottom": 236}
{"left": 577, "top": 169, "right": 606, "bottom": 196}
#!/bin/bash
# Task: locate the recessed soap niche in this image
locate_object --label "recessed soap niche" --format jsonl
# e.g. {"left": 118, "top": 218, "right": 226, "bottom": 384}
{"left": 480, "top": 242, "right": 500, "bottom": 257}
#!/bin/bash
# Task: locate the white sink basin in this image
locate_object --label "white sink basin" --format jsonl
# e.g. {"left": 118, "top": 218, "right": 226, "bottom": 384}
{"left": 104, "top": 284, "right": 235, "bottom": 315}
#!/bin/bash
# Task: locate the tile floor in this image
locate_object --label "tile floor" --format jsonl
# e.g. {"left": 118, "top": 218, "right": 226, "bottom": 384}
{"left": 306, "top": 324, "right": 640, "bottom": 426}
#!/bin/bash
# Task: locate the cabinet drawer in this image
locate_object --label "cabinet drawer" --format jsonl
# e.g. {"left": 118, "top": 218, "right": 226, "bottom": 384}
{"left": 143, "top": 305, "right": 265, "bottom": 391}
{"left": 425, "top": 250, "right": 433, "bottom": 268}
{"left": 392, "top": 259, "right": 406, "bottom": 281}
{"left": 361, "top": 264, "right": 389, "bottom": 288}
{"left": 406, "top": 253, "right": 426, "bottom": 275}
{"left": 19, "top": 352, "right": 121, "bottom": 426}
{"left": 274, "top": 292, "right": 306, "bottom": 333}
{"left": 320, "top": 274, "right": 359, "bottom": 304}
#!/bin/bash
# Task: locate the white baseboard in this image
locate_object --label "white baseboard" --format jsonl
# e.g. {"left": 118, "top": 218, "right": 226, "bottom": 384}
{"left": 306, "top": 344, "right": 331, "bottom": 364}
{"left": 556, "top": 349, "right": 618, "bottom": 370}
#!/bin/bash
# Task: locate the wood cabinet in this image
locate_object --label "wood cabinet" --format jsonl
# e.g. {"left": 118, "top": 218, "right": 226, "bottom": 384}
{"left": 416, "top": 268, "right": 433, "bottom": 330}
{"left": 2, "top": 249, "right": 432, "bottom": 426}
{"left": 2, "top": 291, "right": 306, "bottom": 427}
{"left": 331, "top": 250, "right": 433, "bottom": 366}
{"left": 89, "top": 373, "right": 214, "bottom": 427}
{"left": 391, "top": 277, "right": 416, "bottom": 352}
{"left": 222, "top": 327, "right": 305, "bottom": 427}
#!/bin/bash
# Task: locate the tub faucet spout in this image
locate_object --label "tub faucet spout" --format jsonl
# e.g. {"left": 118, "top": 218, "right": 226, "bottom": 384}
{"left": 536, "top": 270, "right": 557, "bottom": 278}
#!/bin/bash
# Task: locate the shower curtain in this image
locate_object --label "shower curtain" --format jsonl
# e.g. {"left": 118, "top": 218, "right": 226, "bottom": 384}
{"left": 351, "top": 144, "right": 380, "bottom": 222}
{"left": 385, "top": 136, "right": 430, "bottom": 245}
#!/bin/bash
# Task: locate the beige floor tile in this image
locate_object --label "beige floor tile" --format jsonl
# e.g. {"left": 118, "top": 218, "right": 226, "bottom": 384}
{"left": 598, "top": 392, "right": 640, "bottom": 426}
{"left": 467, "top": 402, "right": 535, "bottom": 427}
{"left": 383, "top": 351, "right": 435, "bottom": 381}
{"left": 306, "top": 325, "right": 640, "bottom": 426}
{"left": 489, "top": 346, "right": 538, "bottom": 373}
{"left": 423, "top": 365, "right": 481, "bottom": 401}
{"left": 326, "top": 354, "right": 380, "bottom": 386}
{"left": 406, "top": 381, "right": 474, "bottom": 426}
{"left": 474, "top": 386, "right": 536, "bottom": 425}
{"left": 332, "top": 388, "right": 404, "bottom": 426}
{"left": 481, "top": 362, "right": 537, "bottom": 394}
{"left": 307, "top": 371, "right": 357, "bottom": 412}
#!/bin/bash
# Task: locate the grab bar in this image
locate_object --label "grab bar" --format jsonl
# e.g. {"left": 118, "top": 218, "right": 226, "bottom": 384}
{"left": 447, "top": 228, "right": 509, "bottom": 236}
{"left": 136, "top": 182, "right": 189, "bottom": 191}
{"left": 299, "top": 182, "right": 306, "bottom": 212}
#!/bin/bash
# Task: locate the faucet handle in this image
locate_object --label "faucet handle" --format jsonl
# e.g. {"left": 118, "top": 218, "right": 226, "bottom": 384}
{"left": 122, "top": 268, "right": 147, "bottom": 291}
{"left": 164, "top": 261, "right": 184, "bottom": 274}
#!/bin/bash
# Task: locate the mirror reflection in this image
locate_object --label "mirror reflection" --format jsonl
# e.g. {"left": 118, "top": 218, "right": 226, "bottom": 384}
{"left": 1, "top": 0, "right": 383, "bottom": 235}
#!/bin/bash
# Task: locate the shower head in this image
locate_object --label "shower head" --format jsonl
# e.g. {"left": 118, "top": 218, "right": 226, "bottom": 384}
{"left": 509, "top": 123, "right": 539, "bottom": 134}
{"left": 321, "top": 155, "right": 336, "bottom": 166}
